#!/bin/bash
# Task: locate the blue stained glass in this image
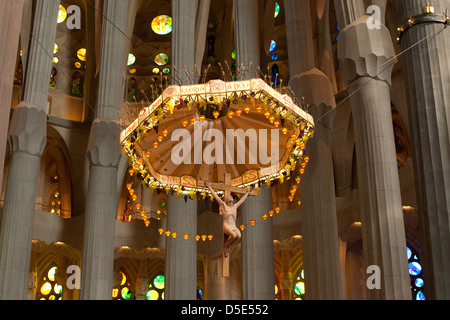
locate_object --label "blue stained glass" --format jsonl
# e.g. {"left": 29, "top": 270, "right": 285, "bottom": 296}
{"left": 415, "top": 278, "right": 424, "bottom": 288}
{"left": 269, "top": 40, "right": 277, "bottom": 53}
{"left": 406, "top": 247, "right": 412, "bottom": 260}
{"left": 408, "top": 261, "right": 422, "bottom": 276}
{"left": 271, "top": 54, "right": 279, "bottom": 61}
{"left": 416, "top": 291, "right": 425, "bottom": 300}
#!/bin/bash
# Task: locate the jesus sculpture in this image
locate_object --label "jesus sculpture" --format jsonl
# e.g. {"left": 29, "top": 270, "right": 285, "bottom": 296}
{"left": 205, "top": 181, "right": 252, "bottom": 257}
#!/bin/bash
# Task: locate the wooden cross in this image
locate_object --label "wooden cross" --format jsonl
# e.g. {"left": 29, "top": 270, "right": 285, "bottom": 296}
{"left": 198, "top": 174, "right": 257, "bottom": 278}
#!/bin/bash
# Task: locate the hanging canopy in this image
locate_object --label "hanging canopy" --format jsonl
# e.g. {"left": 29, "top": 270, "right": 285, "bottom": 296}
{"left": 120, "top": 78, "right": 315, "bottom": 197}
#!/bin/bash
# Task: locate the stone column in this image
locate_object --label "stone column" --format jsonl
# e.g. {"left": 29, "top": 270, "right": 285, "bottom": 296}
{"left": 241, "top": 187, "right": 275, "bottom": 300}
{"left": 0, "top": 0, "right": 59, "bottom": 300}
{"left": 80, "top": 0, "right": 128, "bottom": 300}
{"left": 0, "top": 0, "right": 24, "bottom": 189}
{"left": 172, "top": 0, "right": 198, "bottom": 84}
{"left": 335, "top": 0, "right": 411, "bottom": 299}
{"left": 233, "top": 0, "right": 260, "bottom": 77}
{"left": 285, "top": 0, "right": 343, "bottom": 300}
{"left": 396, "top": 0, "right": 450, "bottom": 300}
{"left": 203, "top": 256, "right": 227, "bottom": 300}
{"left": 165, "top": 194, "right": 197, "bottom": 300}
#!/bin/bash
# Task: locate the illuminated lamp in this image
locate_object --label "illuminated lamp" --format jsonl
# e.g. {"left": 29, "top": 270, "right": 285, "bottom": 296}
{"left": 256, "top": 106, "right": 262, "bottom": 113}
{"left": 282, "top": 128, "right": 288, "bottom": 135}
{"left": 153, "top": 141, "right": 159, "bottom": 148}
{"left": 129, "top": 168, "right": 135, "bottom": 176}
{"left": 136, "top": 203, "right": 142, "bottom": 210}
{"left": 145, "top": 220, "right": 150, "bottom": 227}
{"left": 240, "top": 225, "right": 246, "bottom": 231}
{"left": 165, "top": 230, "right": 171, "bottom": 237}
{"left": 289, "top": 195, "right": 294, "bottom": 202}
{"left": 262, "top": 214, "right": 268, "bottom": 221}
{"left": 274, "top": 120, "right": 280, "bottom": 128}
{"left": 208, "top": 235, "right": 213, "bottom": 241}
{"left": 184, "top": 234, "right": 189, "bottom": 240}
{"left": 250, "top": 220, "right": 256, "bottom": 226}
{"left": 199, "top": 115, "right": 206, "bottom": 122}
{"left": 132, "top": 194, "right": 138, "bottom": 201}
{"left": 201, "top": 235, "right": 207, "bottom": 241}
{"left": 145, "top": 151, "right": 151, "bottom": 158}
{"left": 129, "top": 188, "right": 135, "bottom": 196}
{"left": 244, "top": 106, "right": 251, "bottom": 114}
{"left": 236, "top": 109, "right": 243, "bottom": 117}
{"left": 158, "top": 228, "right": 164, "bottom": 235}
{"left": 300, "top": 168, "right": 305, "bottom": 175}
{"left": 157, "top": 135, "right": 164, "bottom": 142}
{"left": 275, "top": 207, "right": 280, "bottom": 214}
{"left": 126, "top": 183, "right": 132, "bottom": 190}
{"left": 213, "top": 111, "right": 220, "bottom": 119}
{"left": 227, "top": 111, "right": 234, "bottom": 119}
{"left": 304, "top": 156, "right": 310, "bottom": 163}
{"left": 191, "top": 118, "right": 196, "bottom": 125}
{"left": 269, "top": 210, "right": 274, "bottom": 217}
{"left": 163, "top": 129, "right": 169, "bottom": 137}
{"left": 264, "top": 111, "right": 271, "bottom": 119}
{"left": 182, "top": 120, "right": 188, "bottom": 127}
{"left": 172, "top": 232, "right": 178, "bottom": 239}
{"left": 195, "top": 235, "right": 201, "bottom": 241}
{"left": 295, "top": 176, "right": 301, "bottom": 184}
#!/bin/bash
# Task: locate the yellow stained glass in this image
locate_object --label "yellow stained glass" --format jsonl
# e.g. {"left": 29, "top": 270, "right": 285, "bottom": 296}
{"left": 146, "top": 290, "right": 159, "bottom": 300}
{"left": 52, "top": 57, "right": 59, "bottom": 64}
{"left": 129, "top": 68, "right": 137, "bottom": 74}
{"left": 74, "top": 62, "right": 81, "bottom": 69}
{"left": 40, "top": 282, "right": 52, "bottom": 295}
{"left": 77, "top": 48, "right": 86, "bottom": 62}
{"left": 152, "top": 67, "right": 160, "bottom": 74}
{"left": 57, "top": 5, "right": 67, "bottom": 23}
{"left": 54, "top": 43, "right": 58, "bottom": 54}
{"left": 120, "top": 271, "right": 126, "bottom": 286}
{"left": 151, "top": 15, "right": 172, "bottom": 35}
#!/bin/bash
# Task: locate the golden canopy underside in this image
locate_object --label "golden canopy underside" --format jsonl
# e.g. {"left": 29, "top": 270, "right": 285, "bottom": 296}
{"left": 137, "top": 103, "right": 296, "bottom": 187}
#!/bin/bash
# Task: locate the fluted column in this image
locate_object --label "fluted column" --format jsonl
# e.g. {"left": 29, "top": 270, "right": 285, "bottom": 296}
{"left": 0, "top": 0, "right": 24, "bottom": 189}
{"left": 172, "top": 0, "right": 198, "bottom": 84}
{"left": 165, "top": 194, "right": 197, "bottom": 300}
{"left": 80, "top": 0, "right": 128, "bottom": 300}
{"left": 335, "top": 0, "right": 411, "bottom": 299}
{"left": 233, "top": 0, "right": 260, "bottom": 78}
{"left": 0, "top": 0, "right": 59, "bottom": 300}
{"left": 241, "top": 187, "right": 275, "bottom": 300}
{"left": 396, "top": 0, "right": 450, "bottom": 300}
{"left": 285, "top": 0, "right": 343, "bottom": 300}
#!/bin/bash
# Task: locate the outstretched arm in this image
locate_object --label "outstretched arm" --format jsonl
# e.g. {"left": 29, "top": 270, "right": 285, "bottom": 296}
{"left": 235, "top": 188, "right": 252, "bottom": 208}
{"left": 205, "top": 181, "right": 225, "bottom": 206}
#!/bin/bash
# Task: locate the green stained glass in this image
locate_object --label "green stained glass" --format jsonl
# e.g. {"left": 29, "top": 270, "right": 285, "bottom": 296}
{"left": 294, "top": 281, "right": 305, "bottom": 295}
{"left": 128, "top": 53, "right": 136, "bottom": 66}
{"left": 154, "top": 275, "right": 165, "bottom": 289}
{"left": 155, "top": 53, "right": 169, "bottom": 66}
{"left": 121, "top": 287, "right": 131, "bottom": 300}
{"left": 274, "top": 2, "right": 280, "bottom": 18}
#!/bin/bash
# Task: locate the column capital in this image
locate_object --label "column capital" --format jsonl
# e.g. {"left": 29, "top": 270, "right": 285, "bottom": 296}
{"left": 8, "top": 102, "right": 47, "bottom": 157}
{"left": 337, "top": 16, "right": 395, "bottom": 86}
{"left": 87, "top": 119, "right": 122, "bottom": 168}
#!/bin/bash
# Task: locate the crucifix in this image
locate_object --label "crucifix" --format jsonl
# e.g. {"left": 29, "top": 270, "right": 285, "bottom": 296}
{"left": 201, "top": 173, "right": 257, "bottom": 278}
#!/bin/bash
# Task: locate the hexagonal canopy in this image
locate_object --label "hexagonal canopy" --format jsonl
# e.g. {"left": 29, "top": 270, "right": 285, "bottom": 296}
{"left": 120, "top": 79, "right": 315, "bottom": 197}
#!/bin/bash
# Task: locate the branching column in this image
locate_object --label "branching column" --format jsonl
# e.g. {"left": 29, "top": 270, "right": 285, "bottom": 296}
{"left": 285, "top": 0, "right": 343, "bottom": 300}
{"left": 335, "top": 0, "right": 411, "bottom": 299}
{"left": 80, "top": 0, "right": 128, "bottom": 300}
{"left": 396, "top": 0, "right": 450, "bottom": 300}
{"left": 0, "top": 0, "right": 59, "bottom": 300}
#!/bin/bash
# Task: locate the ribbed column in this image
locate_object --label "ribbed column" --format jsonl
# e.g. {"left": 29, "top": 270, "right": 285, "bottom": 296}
{"left": 172, "top": 0, "right": 198, "bottom": 84}
{"left": 280, "top": 250, "right": 292, "bottom": 300}
{"left": 396, "top": 0, "right": 450, "bottom": 300}
{"left": 165, "top": 194, "right": 197, "bottom": 300}
{"left": 80, "top": 0, "right": 128, "bottom": 300}
{"left": 0, "top": 0, "right": 59, "bottom": 300}
{"left": 233, "top": 0, "right": 260, "bottom": 77}
{"left": 203, "top": 256, "right": 227, "bottom": 300}
{"left": 336, "top": 0, "right": 411, "bottom": 299}
{"left": 285, "top": 0, "right": 343, "bottom": 300}
{"left": 241, "top": 187, "right": 275, "bottom": 300}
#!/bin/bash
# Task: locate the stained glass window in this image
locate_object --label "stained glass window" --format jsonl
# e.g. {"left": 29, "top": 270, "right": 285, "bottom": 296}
{"left": 38, "top": 266, "right": 63, "bottom": 300}
{"left": 54, "top": 43, "right": 59, "bottom": 54}
{"left": 77, "top": 48, "right": 86, "bottom": 62}
{"left": 163, "top": 68, "right": 170, "bottom": 74}
{"left": 112, "top": 271, "right": 133, "bottom": 300}
{"left": 57, "top": 5, "right": 67, "bottom": 23}
{"left": 147, "top": 274, "right": 165, "bottom": 300}
{"left": 128, "top": 53, "right": 136, "bottom": 66}
{"left": 293, "top": 269, "right": 305, "bottom": 300}
{"left": 155, "top": 53, "right": 169, "bottom": 66}
{"left": 407, "top": 246, "right": 425, "bottom": 300}
{"left": 274, "top": 2, "right": 280, "bottom": 18}
{"left": 151, "top": 15, "right": 172, "bottom": 35}
{"left": 152, "top": 67, "right": 160, "bottom": 74}
{"left": 269, "top": 40, "right": 277, "bottom": 53}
